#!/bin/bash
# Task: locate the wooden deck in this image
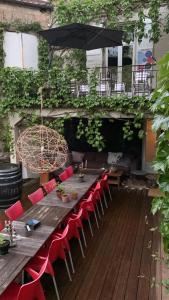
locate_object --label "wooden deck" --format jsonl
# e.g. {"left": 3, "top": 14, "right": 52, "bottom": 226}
{"left": 41, "top": 188, "right": 168, "bottom": 300}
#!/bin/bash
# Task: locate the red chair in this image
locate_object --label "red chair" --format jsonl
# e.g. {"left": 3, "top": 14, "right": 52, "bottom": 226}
{"left": 101, "top": 174, "right": 113, "bottom": 202}
{"left": 80, "top": 192, "right": 99, "bottom": 230}
{"left": 51, "top": 224, "right": 75, "bottom": 274}
{"left": 0, "top": 258, "right": 48, "bottom": 300}
{"left": 66, "top": 166, "right": 73, "bottom": 178}
{"left": 27, "top": 236, "right": 72, "bottom": 300}
{"left": 43, "top": 178, "right": 57, "bottom": 194}
{"left": 0, "top": 222, "right": 4, "bottom": 232}
{"left": 28, "top": 188, "right": 44, "bottom": 205}
{"left": 66, "top": 209, "right": 87, "bottom": 258}
{"left": 59, "top": 170, "right": 68, "bottom": 182}
{"left": 5, "top": 200, "right": 24, "bottom": 221}
{"left": 92, "top": 182, "right": 105, "bottom": 216}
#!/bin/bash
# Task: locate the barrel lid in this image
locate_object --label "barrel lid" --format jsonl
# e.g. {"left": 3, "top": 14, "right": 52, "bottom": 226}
{"left": 0, "top": 163, "right": 20, "bottom": 173}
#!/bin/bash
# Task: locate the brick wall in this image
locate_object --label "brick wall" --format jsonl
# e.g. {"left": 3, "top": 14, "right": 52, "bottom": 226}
{"left": 0, "top": 2, "right": 51, "bottom": 28}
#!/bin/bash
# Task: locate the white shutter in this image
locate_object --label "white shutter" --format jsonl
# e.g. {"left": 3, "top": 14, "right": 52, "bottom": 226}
{"left": 22, "top": 33, "right": 38, "bottom": 70}
{"left": 4, "top": 31, "right": 38, "bottom": 70}
{"left": 4, "top": 32, "right": 22, "bottom": 68}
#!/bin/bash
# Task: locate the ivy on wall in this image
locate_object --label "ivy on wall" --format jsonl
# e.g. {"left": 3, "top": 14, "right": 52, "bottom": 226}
{"left": 151, "top": 52, "right": 169, "bottom": 252}
{"left": 0, "top": 19, "right": 155, "bottom": 152}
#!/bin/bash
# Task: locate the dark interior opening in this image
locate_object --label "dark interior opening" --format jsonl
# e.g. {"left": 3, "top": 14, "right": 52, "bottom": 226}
{"left": 64, "top": 118, "right": 142, "bottom": 168}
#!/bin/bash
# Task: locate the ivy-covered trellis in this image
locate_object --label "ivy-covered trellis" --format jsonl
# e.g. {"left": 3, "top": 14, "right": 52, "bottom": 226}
{"left": 151, "top": 53, "right": 169, "bottom": 253}
{"left": 1, "top": 0, "right": 168, "bottom": 151}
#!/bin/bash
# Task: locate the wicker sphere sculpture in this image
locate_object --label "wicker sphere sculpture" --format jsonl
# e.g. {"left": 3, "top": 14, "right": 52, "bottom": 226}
{"left": 16, "top": 125, "right": 68, "bottom": 173}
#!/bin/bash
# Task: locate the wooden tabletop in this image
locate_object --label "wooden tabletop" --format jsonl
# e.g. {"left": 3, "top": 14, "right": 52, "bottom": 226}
{"left": 38, "top": 174, "right": 100, "bottom": 208}
{"left": 19, "top": 205, "right": 70, "bottom": 227}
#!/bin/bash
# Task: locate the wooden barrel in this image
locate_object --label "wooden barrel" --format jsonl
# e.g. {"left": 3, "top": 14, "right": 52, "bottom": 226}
{"left": 0, "top": 163, "right": 22, "bottom": 208}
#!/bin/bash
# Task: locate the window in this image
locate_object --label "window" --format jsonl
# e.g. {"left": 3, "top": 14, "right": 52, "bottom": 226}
{"left": 4, "top": 32, "right": 38, "bottom": 70}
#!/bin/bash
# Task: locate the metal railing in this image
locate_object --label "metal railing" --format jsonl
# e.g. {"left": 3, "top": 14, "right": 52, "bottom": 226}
{"left": 70, "top": 65, "right": 158, "bottom": 97}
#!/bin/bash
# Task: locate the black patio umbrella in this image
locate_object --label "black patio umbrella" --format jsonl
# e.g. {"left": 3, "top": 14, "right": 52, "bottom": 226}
{"left": 39, "top": 23, "right": 123, "bottom": 50}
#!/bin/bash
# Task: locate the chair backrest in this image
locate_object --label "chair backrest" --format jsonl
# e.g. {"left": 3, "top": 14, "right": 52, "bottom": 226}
{"left": 43, "top": 178, "right": 57, "bottom": 194}
{"left": 28, "top": 188, "right": 44, "bottom": 205}
{"left": 59, "top": 171, "right": 68, "bottom": 182}
{"left": 67, "top": 210, "right": 83, "bottom": 240}
{"left": 48, "top": 237, "right": 65, "bottom": 263}
{"left": 17, "top": 258, "right": 48, "bottom": 300}
{"left": 114, "top": 83, "right": 125, "bottom": 92}
{"left": 5, "top": 200, "right": 24, "bottom": 221}
{"left": 0, "top": 222, "right": 4, "bottom": 232}
{"left": 66, "top": 166, "right": 73, "bottom": 178}
{"left": 135, "top": 71, "right": 149, "bottom": 82}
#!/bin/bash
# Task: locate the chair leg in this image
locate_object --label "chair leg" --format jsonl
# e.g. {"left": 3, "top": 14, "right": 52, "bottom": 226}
{"left": 94, "top": 210, "right": 99, "bottom": 229}
{"left": 52, "top": 276, "right": 60, "bottom": 300}
{"left": 96, "top": 202, "right": 101, "bottom": 219}
{"left": 68, "top": 250, "right": 75, "bottom": 274}
{"left": 103, "top": 190, "right": 108, "bottom": 208}
{"left": 99, "top": 194, "right": 104, "bottom": 215}
{"left": 78, "top": 237, "right": 85, "bottom": 258}
{"left": 64, "top": 257, "right": 72, "bottom": 281}
{"left": 108, "top": 185, "right": 113, "bottom": 201}
{"left": 87, "top": 217, "right": 94, "bottom": 237}
{"left": 81, "top": 227, "right": 87, "bottom": 247}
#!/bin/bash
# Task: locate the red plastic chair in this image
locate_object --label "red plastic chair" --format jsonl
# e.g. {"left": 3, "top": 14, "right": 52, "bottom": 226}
{"left": 27, "top": 236, "right": 72, "bottom": 300}
{"left": 100, "top": 174, "right": 113, "bottom": 202}
{"left": 0, "top": 258, "right": 48, "bottom": 300}
{"left": 28, "top": 188, "right": 44, "bottom": 205}
{"left": 66, "top": 166, "right": 73, "bottom": 178}
{"left": 43, "top": 178, "right": 57, "bottom": 194}
{"left": 51, "top": 224, "right": 75, "bottom": 274}
{"left": 80, "top": 192, "right": 99, "bottom": 230}
{"left": 0, "top": 222, "right": 4, "bottom": 232}
{"left": 66, "top": 209, "right": 87, "bottom": 258}
{"left": 92, "top": 182, "right": 105, "bottom": 216}
{"left": 5, "top": 200, "right": 24, "bottom": 221}
{"left": 59, "top": 170, "right": 68, "bottom": 182}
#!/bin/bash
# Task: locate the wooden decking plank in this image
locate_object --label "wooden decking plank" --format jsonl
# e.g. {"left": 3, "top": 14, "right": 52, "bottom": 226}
{"left": 136, "top": 197, "right": 153, "bottom": 300}
{"left": 161, "top": 237, "right": 169, "bottom": 300}
{"left": 120, "top": 192, "right": 147, "bottom": 300}
{"left": 149, "top": 213, "right": 162, "bottom": 300}
{"left": 108, "top": 193, "right": 141, "bottom": 300}
{"left": 74, "top": 194, "right": 130, "bottom": 300}
{"left": 89, "top": 196, "right": 135, "bottom": 300}
{"left": 60, "top": 195, "right": 125, "bottom": 300}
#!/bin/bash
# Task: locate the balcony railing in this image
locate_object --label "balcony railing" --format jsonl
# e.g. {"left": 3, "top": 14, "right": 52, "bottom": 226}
{"left": 70, "top": 65, "right": 158, "bottom": 97}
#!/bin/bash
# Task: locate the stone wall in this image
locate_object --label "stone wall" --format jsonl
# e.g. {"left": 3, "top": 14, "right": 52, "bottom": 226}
{"left": 0, "top": 2, "right": 51, "bottom": 28}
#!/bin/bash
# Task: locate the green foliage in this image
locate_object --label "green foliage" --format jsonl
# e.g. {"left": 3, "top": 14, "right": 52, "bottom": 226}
{"left": 53, "top": 0, "right": 169, "bottom": 43}
{"left": 151, "top": 52, "right": 169, "bottom": 252}
{"left": 1, "top": 124, "right": 14, "bottom": 153}
{"left": 0, "top": 64, "right": 152, "bottom": 151}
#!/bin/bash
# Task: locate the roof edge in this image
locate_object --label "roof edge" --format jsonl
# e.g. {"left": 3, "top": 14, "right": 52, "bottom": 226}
{"left": 0, "top": 0, "right": 53, "bottom": 11}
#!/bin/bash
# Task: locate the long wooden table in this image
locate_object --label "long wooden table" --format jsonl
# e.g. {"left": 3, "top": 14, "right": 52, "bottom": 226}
{"left": 0, "top": 171, "right": 101, "bottom": 296}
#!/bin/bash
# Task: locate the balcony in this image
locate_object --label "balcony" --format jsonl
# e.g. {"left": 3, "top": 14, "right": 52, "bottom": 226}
{"left": 70, "top": 65, "right": 158, "bottom": 98}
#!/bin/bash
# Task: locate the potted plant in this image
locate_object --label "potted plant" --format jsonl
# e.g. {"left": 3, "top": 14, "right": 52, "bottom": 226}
{"left": 71, "top": 191, "right": 78, "bottom": 200}
{"left": 56, "top": 185, "right": 65, "bottom": 199}
{"left": 61, "top": 193, "right": 70, "bottom": 203}
{"left": 0, "top": 234, "right": 10, "bottom": 255}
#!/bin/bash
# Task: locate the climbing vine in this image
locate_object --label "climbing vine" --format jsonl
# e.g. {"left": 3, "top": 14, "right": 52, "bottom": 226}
{"left": 151, "top": 52, "right": 169, "bottom": 252}
{"left": 52, "top": 0, "right": 169, "bottom": 43}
